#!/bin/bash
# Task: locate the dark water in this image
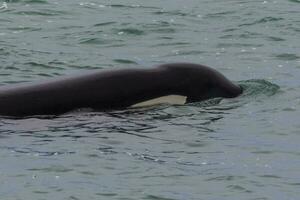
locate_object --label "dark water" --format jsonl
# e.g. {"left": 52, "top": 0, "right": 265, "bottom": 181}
{"left": 0, "top": 0, "right": 299, "bottom": 199}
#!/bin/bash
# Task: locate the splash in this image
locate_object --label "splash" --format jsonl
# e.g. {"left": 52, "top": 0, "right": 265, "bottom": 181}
{"left": 238, "top": 79, "right": 280, "bottom": 98}
{"left": 189, "top": 79, "right": 280, "bottom": 111}
{"left": 0, "top": 2, "right": 8, "bottom": 10}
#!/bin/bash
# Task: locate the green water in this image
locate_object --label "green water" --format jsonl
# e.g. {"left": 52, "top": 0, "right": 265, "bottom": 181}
{"left": 0, "top": 0, "right": 299, "bottom": 199}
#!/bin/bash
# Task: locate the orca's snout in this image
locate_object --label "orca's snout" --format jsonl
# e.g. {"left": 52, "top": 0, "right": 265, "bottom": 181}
{"left": 237, "top": 84, "right": 243, "bottom": 94}
{"left": 219, "top": 80, "right": 243, "bottom": 98}
{"left": 228, "top": 82, "right": 243, "bottom": 98}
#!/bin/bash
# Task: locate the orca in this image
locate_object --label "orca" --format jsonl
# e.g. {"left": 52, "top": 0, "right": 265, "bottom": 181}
{"left": 0, "top": 63, "right": 242, "bottom": 117}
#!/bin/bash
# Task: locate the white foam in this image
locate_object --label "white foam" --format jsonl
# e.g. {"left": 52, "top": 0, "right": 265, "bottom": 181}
{"left": 0, "top": 2, "right": 8, "bottom": 10}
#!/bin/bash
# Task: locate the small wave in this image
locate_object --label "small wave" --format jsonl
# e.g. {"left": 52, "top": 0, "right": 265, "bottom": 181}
{"left": 189, "top": 79, "right": 279, "bottom": 112}
{"left": 114, "top": 28, "right": 145, "bottom": 36}
{"left": 109, "top": 4, "right": 159, "bottom": 10}
{"left": 27, "top": 0, "right": 48, "bottom": 3}
{"left": 238, "top": 79, "right": 280, "bottom": 98}
{"left": 28, "top": 165, "right": 73, "bottom": 173}
{"left": 266, "top": 36, "right": 285, "bottom": 41}
{"left": 113, "top": 59, "right": 137, "bottom": 64}
{"left": 150, "top": 42, "right": 190, "bottom": 47}
{"left": 205, "top": 11, "right": 236, "bottom": 18}
{"left": 59, "top": 25, "right": 85, "bottom": 30}
{"left": 141, "top": 21, "right": 172, "bottom": 28}
{"left": 227, "top": 185, "right": 252, "bottom": 193}
{"left": 153, "top": 10, "right": 189, "bottom": 17}
{"left": 79, "top": 38, "right": 109, "bottom": 45}
{"left": 129, "top": 152, "right": 166, "bottom": 163}
{"left": 0, "top": 47, "right": 10, "bottom": 56}
{"left": 217, "top": 43, "right": 263, "bottom": 48}
{"left": 36, "top": 73, "right": 53, "bottom": 77}
{"left": 93, "top": 22, "right": 116, "bottom": 27}
{"left": 152, "top": 28, "right": 176, "bottom": 34}
{"left": 239, "top": 17, "right": 284, "bottom": 27}
{"left": 220, "top": 31, "right": 263, "bottom": 39}
{"left": 3, "top": 146, "right": 74, "bottom": 157}
{"left": 143, "top": 194, "right": 177, "bottom": 200}
{"left": 223, "top": 28, "right": 237, "bottom": 32}
{"left": 192, "top": 98, "right": 223, "bottom": 108}
{"left": 205, "top": 175, "right": 245, "bottom": 182}
{"left": 175, "top": 50, "right": 205, "bottom": 56}
{"left": 25, "top": 61, "right": 63, "bottom": 70}
{"left": 6, "top": 0, "right": 48, "bottom": 4}
{"left": 140, "top": 21, "right": 177, "bottom": 34}
{"left": 14, "top": 9, "right": 66, "bottom": 16}
{"left": 7, "top": 26, "right": 42, "bottom": 32}
{"left": 0, "top": 2, "right": 8, "bottom": 10}
{"left": 274, "top": 53, "right": 300, "bottom": 61}
{"left": 66, "top": 64, "right": 100, "bottom": 70}
{"left": 288, "top": 0, "right": 300, "bottom": 3}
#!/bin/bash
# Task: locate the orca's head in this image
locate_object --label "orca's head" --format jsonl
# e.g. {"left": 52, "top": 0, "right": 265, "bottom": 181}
{"left": 208, "top": 80, "right": 242, "bottom": 99}
{"left": 179, "top": 64, "right": 243, "bottom": 102}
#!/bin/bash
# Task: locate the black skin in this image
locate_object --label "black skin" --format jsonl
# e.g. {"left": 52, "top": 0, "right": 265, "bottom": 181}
{"left": 0, "top": 63, "right": 242, "bottom": 117}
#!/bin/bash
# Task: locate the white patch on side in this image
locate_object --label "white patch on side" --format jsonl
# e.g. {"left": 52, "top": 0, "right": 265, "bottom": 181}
{"left": 130, "top": 95, "right": 187, "bottom": 108}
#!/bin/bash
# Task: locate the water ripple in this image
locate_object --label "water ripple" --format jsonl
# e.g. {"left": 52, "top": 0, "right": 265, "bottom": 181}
{"left": 239, "top": 79, "right": 280, "bottom": 97}
{"left": 93, "top": 22, "right": 116, "bottom": 27}
{"left": 0, "top": 1, "right": 299, "bottom": 199}
{"left": 28, "top": 165, "right": 73, "bottom": 173}
{"left": 288, "top": 0, "right": 300, "bottom": 3}
{"left": 14, "top": 9, "right": 67, "bottom": 16}
{"left": 274, "top": 53, "right": 300, "bottom": 61}
{"left": 239, "top": 17, "right": 284, "bottom": 26}
{"left": 153, "top": 10, "right": 189, "bottom": 17}
{"left": 7, "top": 0, "right": 48, "bottom": 4}
{"left": 143, "top": 194, "right": 177, "bottom": 200}
{"left": 113, "top": 59, "right": 137, "bottom": 64}
{"left": 109, "top": 4, "right": 159, "bottom": 10}
{"left": 79, "top": 38, "right": 109, "bottom": 45}
{"left": 1, "top": 145, "right": 75, "bottom": 156}
{"left": 113, "top": 28, "right": 145, "bottom": 36}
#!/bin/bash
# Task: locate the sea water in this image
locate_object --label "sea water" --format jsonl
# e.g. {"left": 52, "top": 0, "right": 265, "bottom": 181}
{"left": 0, "top": 0, "right": 299, "bottom": 199}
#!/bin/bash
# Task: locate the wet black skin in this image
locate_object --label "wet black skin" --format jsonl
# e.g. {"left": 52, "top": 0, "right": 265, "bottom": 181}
{"left": 0, "top": 63, "right": 242, "bottom": 117}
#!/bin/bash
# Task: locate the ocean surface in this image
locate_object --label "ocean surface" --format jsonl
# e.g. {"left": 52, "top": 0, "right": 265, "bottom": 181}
{"left": 0, "top": 0, "right": 299, "bottom": 199}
